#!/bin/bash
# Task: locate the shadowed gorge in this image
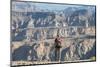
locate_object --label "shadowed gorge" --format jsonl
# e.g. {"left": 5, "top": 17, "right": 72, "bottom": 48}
{"left": 11, "top": 1, "right": 96, "bottom": 66}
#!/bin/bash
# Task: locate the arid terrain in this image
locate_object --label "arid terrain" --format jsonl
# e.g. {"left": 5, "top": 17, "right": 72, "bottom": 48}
{"left": 11, "top": 1, "right": 96, "bottom": 66}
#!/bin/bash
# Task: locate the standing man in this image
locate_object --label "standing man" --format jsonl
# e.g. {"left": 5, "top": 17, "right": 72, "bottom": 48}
{"left": 54, "top": 34, "right": 62, "bottom": 61}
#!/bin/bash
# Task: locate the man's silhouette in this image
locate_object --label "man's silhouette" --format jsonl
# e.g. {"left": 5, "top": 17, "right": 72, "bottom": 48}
{"left": 54, "top": 35, "right": 62, "bottom": 61}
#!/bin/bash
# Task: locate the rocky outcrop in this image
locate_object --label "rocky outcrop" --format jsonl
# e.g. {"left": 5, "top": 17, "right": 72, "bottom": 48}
{"left": 11, "top": 1, "right": 96, "bottom": 66}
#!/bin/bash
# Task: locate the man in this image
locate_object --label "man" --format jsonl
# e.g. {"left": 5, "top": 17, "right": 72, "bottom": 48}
{"left": 54, "top": 35, "right": 62, "bottom": 61}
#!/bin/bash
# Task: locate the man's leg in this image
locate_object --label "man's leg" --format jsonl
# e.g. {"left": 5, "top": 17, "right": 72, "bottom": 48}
{"left": 55, "top": 48, "right": 60, "bottom": 61}
{"left": 55, "top": 48, "right": 57, "bottom": 61}
{"left": 58, "top": 48, "right": 60, "bottom": 61}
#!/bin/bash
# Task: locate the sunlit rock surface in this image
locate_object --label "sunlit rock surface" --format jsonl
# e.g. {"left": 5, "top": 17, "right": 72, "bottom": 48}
{"left": 11, "top": 1, "right": 96, "bottom": 66}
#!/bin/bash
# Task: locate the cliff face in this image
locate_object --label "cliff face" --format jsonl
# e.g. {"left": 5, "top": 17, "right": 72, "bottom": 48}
{"left": 11, "top": 2, "right": 96, "bottom": 66}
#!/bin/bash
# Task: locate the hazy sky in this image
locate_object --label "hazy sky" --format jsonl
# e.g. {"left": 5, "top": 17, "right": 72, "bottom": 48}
{"left": 34, "top": 3, "right": 79, "bottom": 10}
{"left": 13, "top": 1, "right": 95, "bottom": 11}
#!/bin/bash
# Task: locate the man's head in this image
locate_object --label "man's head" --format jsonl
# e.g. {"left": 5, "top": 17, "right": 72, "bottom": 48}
{"left": 57, "top": 34, "right": 59, "bottom": 37}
